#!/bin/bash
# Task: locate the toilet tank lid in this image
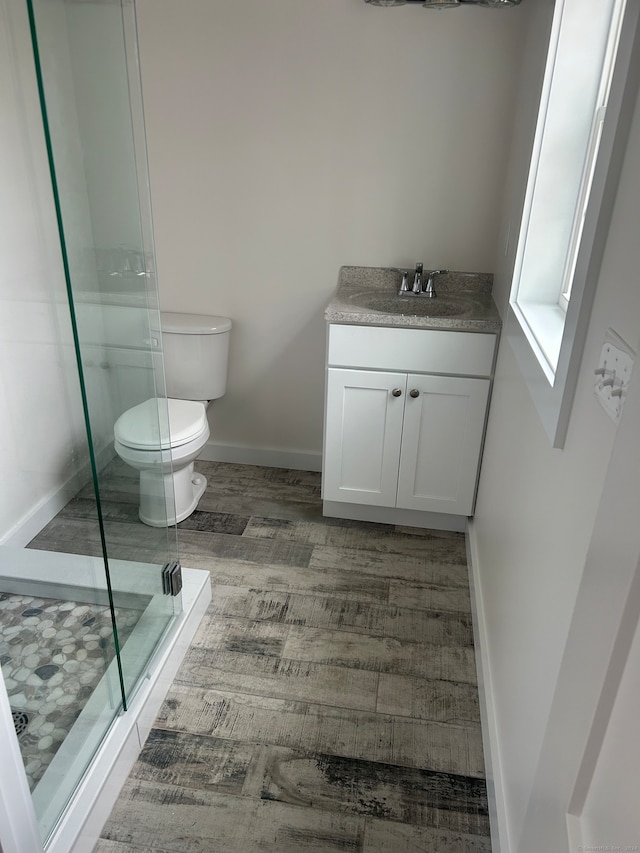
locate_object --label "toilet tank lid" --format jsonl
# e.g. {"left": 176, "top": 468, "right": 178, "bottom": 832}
{"left": 161, "top": 312, "right": 232, "bottom": 334}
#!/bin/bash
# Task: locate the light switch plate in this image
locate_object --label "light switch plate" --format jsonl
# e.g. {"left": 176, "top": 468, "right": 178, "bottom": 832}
{"left": 594, "top": 328, "right": 635, "bottom": 423}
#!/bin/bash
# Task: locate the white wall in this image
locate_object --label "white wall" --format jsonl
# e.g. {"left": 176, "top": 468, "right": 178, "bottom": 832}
{"left": 580, "top": 603, "right": 640, "bottom": 848}
{"left": 0, "top": 0, "right": 88, "bottom": 545}
{"left": 135, "top": 0, "right": 529, "bottom": 464}
{"left": 471, "top": 0, "right": 640, "bottom": 847}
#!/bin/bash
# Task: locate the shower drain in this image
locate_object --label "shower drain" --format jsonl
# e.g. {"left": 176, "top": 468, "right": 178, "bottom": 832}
{"left": 12, "top": 710, "right": 29, "bottom": 738}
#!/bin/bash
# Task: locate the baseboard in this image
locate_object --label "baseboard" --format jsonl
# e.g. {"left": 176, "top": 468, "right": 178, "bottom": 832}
{"left": 199, "top": 439, "right": 322, "bottom": 472}
{"left": 466, "top": 519, "right": 510, "bottom": 853}
{"left": 323, "top": 500, "right": 467, "bottom": 532}
{"left": 0, "top": 443, "right": 116, "bottom": 548}
{"left": 0, "top": 476, "right": 87, "bottom": 548}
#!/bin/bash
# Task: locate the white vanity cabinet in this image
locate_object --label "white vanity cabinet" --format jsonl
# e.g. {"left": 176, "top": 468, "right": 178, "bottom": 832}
{"left": 322, "top": 324, "right": 497, "bottom": 520}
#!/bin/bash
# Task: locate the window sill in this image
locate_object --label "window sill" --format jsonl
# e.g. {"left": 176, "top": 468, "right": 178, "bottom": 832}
{"left": 510, "top": 300, "right": 566, "bottom": 386}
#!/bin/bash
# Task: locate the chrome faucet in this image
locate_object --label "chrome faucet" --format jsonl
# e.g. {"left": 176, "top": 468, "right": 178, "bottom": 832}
{"left": 412, "top": 262, "right": 423, "bottom": 294}
{"left": 423, "top": 268, "right": 448, "bottom": 298}
{"left": 397, "top": 264, "right": 448, "bottom": 296}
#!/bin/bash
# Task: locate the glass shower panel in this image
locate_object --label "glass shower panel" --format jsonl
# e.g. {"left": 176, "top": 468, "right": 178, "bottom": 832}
{"left": 4, "top": 0, "right": 184, "bottom": 839}
{"left": 26, "top": 0, "right": 181, "bottom": 712}
{"left": 0, "top": 0, "right": 145, "bottom": 842}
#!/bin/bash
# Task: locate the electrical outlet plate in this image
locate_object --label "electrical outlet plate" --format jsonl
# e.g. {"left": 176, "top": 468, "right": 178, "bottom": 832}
{"left": 594, "top": 328, "right": 635, "bottom": 423}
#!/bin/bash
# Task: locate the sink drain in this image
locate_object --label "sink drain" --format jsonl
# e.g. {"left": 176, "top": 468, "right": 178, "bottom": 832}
{"left": 12, "top": 710, "right": 29, "bottom": 738}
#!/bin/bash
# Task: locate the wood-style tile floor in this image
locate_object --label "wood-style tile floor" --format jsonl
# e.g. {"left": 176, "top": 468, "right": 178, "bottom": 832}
{"left": 32, "top": 461, "right": 490, "bottom": 853}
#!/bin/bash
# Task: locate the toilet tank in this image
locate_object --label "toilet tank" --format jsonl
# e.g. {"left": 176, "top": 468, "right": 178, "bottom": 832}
{"left": 160, "top": 312, "right": 232, "bottom": 401}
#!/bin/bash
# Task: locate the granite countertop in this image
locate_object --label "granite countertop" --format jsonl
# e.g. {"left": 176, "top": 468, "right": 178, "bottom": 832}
{"left": 325, "top": 266, "right": 502, "bottom": 333}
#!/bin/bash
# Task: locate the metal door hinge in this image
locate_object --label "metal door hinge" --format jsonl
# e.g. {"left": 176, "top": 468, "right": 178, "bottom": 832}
{"left": 162, "top": 560, "right": 183, "bottom": 596}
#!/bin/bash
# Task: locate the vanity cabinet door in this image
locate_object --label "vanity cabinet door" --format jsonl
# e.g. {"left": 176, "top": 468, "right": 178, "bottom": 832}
{"left": 323, "top": 368, "right": 406, "bottom": 507}
{"left": 397, "top": 374, "right": 490, "bottom": 515}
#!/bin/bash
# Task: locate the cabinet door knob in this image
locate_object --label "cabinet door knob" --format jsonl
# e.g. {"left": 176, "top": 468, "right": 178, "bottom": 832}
{"left": 392, "top": 388, "right": 402, "bottom": 397}
{"left": 410, "top": 389, "right": 420, "bottom": 398}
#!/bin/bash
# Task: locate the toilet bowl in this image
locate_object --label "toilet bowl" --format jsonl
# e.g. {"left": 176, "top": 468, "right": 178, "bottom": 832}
{"left": 113, "top": 311, "right": 232, "bottom": 527}
{"left": 114, "top": 397, "right": 210, "bottom": 526}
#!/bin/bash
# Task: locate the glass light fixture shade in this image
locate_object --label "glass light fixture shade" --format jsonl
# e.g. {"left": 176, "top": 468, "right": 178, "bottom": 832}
{"left": 422, "top": 0, "right": 461, "bottom": 7}
{"left": 363, "top": 0, "right": 522, "bottom": 7}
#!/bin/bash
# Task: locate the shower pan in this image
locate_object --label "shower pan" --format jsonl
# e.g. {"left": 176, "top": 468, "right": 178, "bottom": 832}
{"left": 0, "top": 1, "right": 210, "bottom": 851}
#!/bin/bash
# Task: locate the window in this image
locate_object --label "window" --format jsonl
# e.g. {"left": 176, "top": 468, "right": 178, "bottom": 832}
{"left": 505, "top": 0, "right": 640, "bottom": 447}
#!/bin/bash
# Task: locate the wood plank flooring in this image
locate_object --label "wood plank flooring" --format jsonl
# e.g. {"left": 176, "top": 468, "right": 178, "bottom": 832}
{"left": 30, "top": 460, "right": 490, "bottom": 852}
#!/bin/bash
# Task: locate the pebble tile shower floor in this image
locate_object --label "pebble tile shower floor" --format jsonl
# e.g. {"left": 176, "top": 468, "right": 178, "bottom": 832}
{"left": 0, "top": 592, "right": 141, "bottom": 789}
{"left": 27, "top": 460, "right": 491, "bottom": 853}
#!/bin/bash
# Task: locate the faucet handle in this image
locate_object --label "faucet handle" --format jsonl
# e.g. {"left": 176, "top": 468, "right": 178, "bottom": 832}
{"left": 398, "top": 270, "right": 410, "bottom": 293}
{"left": 424, "top": 268, "right": 448, "bottom": 298}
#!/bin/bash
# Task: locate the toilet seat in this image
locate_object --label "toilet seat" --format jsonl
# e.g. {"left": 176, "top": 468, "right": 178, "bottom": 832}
{"left": 114, "top": 398, "right": 208, "bottom": 451}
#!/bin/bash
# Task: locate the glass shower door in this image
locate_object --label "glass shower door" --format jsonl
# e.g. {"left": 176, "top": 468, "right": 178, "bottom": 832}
{"left": 22, "top": 0, "right": 182, "bottom": 841}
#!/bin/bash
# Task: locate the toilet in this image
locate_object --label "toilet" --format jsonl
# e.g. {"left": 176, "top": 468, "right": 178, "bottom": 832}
{"left": 113, "top": 312, "right": 231, "bottom": 527}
